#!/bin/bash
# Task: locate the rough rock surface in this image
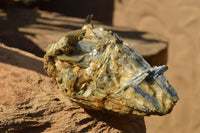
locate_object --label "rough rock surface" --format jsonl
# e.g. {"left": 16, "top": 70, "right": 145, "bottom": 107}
{"left": 0, "top": 44, "right": 146, "bottom": 133}
{"left": 0, "top": 8, "right": 168, "bottom": 133}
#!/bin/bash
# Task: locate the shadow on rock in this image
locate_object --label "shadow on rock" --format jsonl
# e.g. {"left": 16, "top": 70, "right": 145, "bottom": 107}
{"left": 0, "top": 8, "right": 81, "bottom": 57}
{"left": 84, "top": 108, "right": 146, "bottom": 133}
{"left": 0, "top": 8, "right": 45, "bottom": 57}
{"left": 0, "top": 44, "right": 46, "bottom": 75}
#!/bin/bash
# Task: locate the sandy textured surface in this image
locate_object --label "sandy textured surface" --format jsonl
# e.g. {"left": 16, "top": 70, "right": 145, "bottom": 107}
{"left": 113, "top": 0, "right": 200, "bottom": 133}
{"left": 0, "top": 8, "right": 170, "bottom": 132}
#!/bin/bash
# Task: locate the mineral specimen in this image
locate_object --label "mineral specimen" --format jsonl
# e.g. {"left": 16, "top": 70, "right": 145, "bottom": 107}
{"left": 44, "top": 15, "right": 178, "bottom": 116}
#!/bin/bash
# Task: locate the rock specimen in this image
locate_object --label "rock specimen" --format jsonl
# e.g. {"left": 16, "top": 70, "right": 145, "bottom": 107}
{"left": 44, "top": 16, "right": 178, "bottom": 116}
